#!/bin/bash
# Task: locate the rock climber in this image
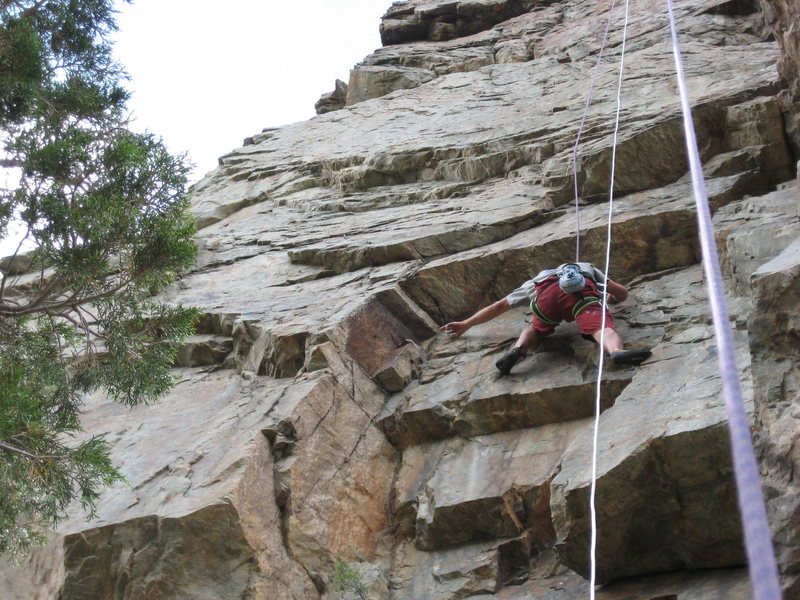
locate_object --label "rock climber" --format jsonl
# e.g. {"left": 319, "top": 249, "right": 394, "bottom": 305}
{"left": 441, "top": 262, "right": 651, "bottom": 375}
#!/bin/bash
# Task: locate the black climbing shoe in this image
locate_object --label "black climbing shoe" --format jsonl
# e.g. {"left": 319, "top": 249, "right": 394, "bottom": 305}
{"left": 610, "top": 349, "right": 652, "bottom": 366}
{"left": 496, "top": 347, "right": 526, "bottom": 376}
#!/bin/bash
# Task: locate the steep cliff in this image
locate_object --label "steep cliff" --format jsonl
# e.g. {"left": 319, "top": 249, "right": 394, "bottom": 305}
{"left": 2, "top": 0, "right": 799, "bottom": 598}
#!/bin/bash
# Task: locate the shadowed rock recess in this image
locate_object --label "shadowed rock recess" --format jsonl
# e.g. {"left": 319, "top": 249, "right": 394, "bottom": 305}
{"left": 2, "top": 0, "right": 800, "bottom": 598}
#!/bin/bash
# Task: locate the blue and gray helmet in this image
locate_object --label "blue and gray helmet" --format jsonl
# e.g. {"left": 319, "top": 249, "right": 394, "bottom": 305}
{"left": 559, "top": 264, "right": 586, "bottom": 293}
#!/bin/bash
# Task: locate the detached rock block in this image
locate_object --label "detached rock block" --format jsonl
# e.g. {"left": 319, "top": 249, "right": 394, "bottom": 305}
{"left": 0, "top": 251, "right": 34, "bottom": 275}
{"left": 174, "top": 334, "right": 233, "bottom": 367}
{"left": 3, "top": 372, "right": 321, "bottom": 599}
{"left": 315, "top": 78, "right": 348, "bottom": 114}
{"left": 390, "top": 536, "right": 531, "bottom": 600}
{"left": 374, "top": 341, "right": 425, "bottom": 392}
{"left": 347, "top": 66, "right": 436, "bottom": 105}
{"left": 399, "top": 422, "right": 585, "bottom": 551}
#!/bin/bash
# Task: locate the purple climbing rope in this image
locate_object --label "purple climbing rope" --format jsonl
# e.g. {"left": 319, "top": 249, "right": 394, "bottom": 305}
{"left": 665, "top": 1, "right": 783, "bottom": 598}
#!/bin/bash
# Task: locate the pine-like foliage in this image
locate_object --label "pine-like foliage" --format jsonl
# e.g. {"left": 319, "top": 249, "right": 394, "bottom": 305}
{"left": 331, "top": 560, "right": 368, "bottom": 600}
{"left": 0, "top": 0, "right": 199, "bottom": 555}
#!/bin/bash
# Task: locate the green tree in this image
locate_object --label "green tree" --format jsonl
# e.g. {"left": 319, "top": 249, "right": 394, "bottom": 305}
{"left": 0, "top": 0, "right": 199, "bottom": 555}
{"left": 330, "top": 560, "right": 368, "bottom": 600}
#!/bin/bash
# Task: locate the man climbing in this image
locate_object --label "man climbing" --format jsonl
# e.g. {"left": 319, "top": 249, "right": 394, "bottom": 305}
{"left": 441, "top": 262, "right": 651, "bottom": 375}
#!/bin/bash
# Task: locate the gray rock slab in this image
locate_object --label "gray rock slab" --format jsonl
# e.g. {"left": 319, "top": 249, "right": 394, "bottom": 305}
{"left": 59, "top": 504, "right": 260, "bottom": 600}
{"left": 471, "top": 566, "right": 751, "bottom": 599}
{"left": 60, "top": 370, "right": 288, "bottom": 528}
{"left": 285, "top": 178, "right": 558, "bottom": 274}
{"left": 163, "top": 260, "right": 418, "bottom": 378}
{"left": 399, "top": 420, "right": 588, "bottom": 550}
{"left": 390, "top": 537, "right": 534, "bottom": 600}
{"left": 551, "top": 269, "right": 753, "bottom": 583}
{"left": 6, "top": 0, "right": 800, "bottom": 597}
{"left": 714, "top": 182, "right": 800, "bottom": 296}
{"left": 379, "top": 309, "right": 634, "bottom": 447}
{"left": 190, "top": 25, "right": 779, "bottom": 230}
{"left": 399, "top": 180, "right": 704, "bottom": 323}
{"left": 22, "top": 370, "right": 323, "bottom": 599}
{"left": 748, "top": 235, "right": 800, "bottom": 596}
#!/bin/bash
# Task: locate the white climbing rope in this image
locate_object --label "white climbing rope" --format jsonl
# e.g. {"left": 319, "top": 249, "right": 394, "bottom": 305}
{"left": 576, "top": 1, "right": 782, "bottom": 597}
{"left": 589, "top": 0, "right": 629, "bottom": 597}
{"left": 664, "top": 1, "right": 783, "bottom": 598}
{"left": 572, "top": 0, "right": 619, "bottom": 263}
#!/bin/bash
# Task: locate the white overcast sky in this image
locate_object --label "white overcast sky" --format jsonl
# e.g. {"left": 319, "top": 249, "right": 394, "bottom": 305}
{"left": 112, "top": 0, "right": 387, "bottom": 183}
{"left": 4, "top": 0, "right": 387, "bottom": 258}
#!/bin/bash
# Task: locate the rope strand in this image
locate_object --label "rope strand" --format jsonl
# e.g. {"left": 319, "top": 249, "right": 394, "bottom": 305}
{"left": 664, "top": 1, "right": 782, "bottom": 598}
{"left": 572, "top": 0, "right": 619, "bottom": 262}
{"left": 590, "top": 0, "right": 630, "bottom": 597}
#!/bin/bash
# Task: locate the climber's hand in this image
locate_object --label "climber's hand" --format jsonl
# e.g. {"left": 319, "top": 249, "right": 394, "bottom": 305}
{"left": 441, "top": 321, "right": 469, "bottom": 338}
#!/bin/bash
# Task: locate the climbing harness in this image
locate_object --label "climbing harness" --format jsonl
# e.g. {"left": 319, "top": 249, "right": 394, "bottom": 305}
{"left": 571, "top": 295, "right": 602, "bottom": 318}
{"left": 529, "top": 298, "right": 559, "bottom": 326}
{"left": 527, "top": 275, "right": 601, "bottom": 327}
{"left": 529, "top": 293, "right": 601, "bottom": 325}
{"left": 664, "top": 1, "right": 782, "bottom": 597}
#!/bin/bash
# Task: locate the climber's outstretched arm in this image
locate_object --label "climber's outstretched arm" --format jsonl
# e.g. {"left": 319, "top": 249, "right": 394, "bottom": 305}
{"left": 605, "top": 278, "right": 628, "bottom": 303}
{"left": 441, "top": 298, "right": 512, "bottom": 338}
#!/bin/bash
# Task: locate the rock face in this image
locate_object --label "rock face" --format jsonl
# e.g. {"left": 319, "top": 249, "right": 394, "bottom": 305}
{"left": 316, "top": 79, "right": 349, "bottom": 114}
{"left": 379, "top": 0, "right": 541, "bottom": 45}
{"left": 2, "top": 0, "right": 799, "bottom": 598}
{"left": 758, "top": 0, "right": 800, "bottom": 154}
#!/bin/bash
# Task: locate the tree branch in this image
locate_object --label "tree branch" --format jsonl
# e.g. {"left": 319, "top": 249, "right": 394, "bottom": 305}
{"left": 0, "top": 276, "right": 130, "bottom": 317}
{"left": 54, "top": 305, "right": 107, "bottom": 345}
{"left": 3, "top": 272, "right": 67, "bottom": 316}
{"left": 0, "top": 1, "right": 25, "bottom": 13}
{"left": 20, "top": 0, "right": 48, "bottom": 20}
{"left": 0, "top": 440, "right": 67, "bottom": 461}
{"left": 0, "top": 224, "right": 33, "bottom": 301}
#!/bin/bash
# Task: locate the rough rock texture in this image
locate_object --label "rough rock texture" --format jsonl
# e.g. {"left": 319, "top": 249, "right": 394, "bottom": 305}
{"left": 379, "top": 0, "right": 542, "bottom": 45}
{"left": 758, "top": 0, "right": 800, "bottom": 154}
{"left": 749, "top": 238, "right": 800, "bottom": 598}
{"left": 316, "top": 79, "right": 350, "bottom": 114}
{"left": 2, "top": 0, "right": 800, "bottom": 598}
